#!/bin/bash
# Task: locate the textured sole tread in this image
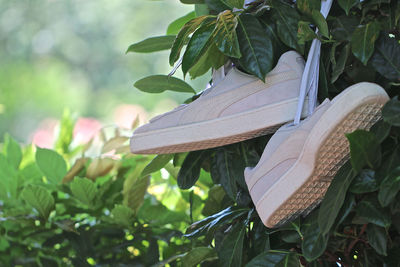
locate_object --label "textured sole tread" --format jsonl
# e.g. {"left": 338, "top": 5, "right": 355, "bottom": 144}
{"left": 267, "top": 103, "right": 383, "bottom": 227}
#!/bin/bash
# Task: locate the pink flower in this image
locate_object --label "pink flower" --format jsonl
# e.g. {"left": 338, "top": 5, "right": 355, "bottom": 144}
{"left": 73, "top": 118, "right": 102, "bottom": 144}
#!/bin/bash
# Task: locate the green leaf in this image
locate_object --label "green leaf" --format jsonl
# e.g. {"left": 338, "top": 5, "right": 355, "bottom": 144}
{"left": 370, "top": 33, "right": 400, "bottom": 81}
{"left": 236, "top": 14, "right": 274, "bottom": 80}
{"left": 301, "top": 219, "right": 328, "bottom": 262}
{"left": 270, "top": 0, "right": 303, "bottom": 53}
{"left": 217, "top": 223, "right": 245, "bottom": 267}
{"left": 297, "top": 21, "right": 317, "bottom": 45}
{"left": 138, "top": 197, "right": 187, "bottom": 226}
{"left": 338, "top": 0, "right": 360, "bottom": 15}
{"left": 245, "top": 250, "right": 299, "bottom": 267}
{"left": 167, "top": 12, "right": 196, "bottom": 35}
{"left": 346, "top": 130, "right": 381, "bottom": 173}
{"left": 35, "top": 148, "right": 67, "bottom": 184}
{"left": 70, "top": 177, "right": 98, "bottom": 206}
{"left": 382, "top": 97, "right": 400, "bottom": 126}
{"left": 378, "top": 167, "right": 400, "bottom": 207}
{"left": 181, "top": 247, "right": 217, "bottom": 267}
{"left": 311, "top": 10, "right": 329, "bottom": 38}
{"left": 296, "top": 0, "right": 321, "bottom": 17}
{"left": 141, "top": 154, "right": 173, "bottom": 177}
{"left": 331, "top": 44, "right": 350, "bottom": 83}
{"left": 318, "top": 162, "right": 355, "bottom": 234}
{"left": 356, "top": 199, "right": 391, "bottom": 227}
{"left": 134, "top": 75, "right": 195, "bottom": 94}
{"left": 21, "top": 184, "right": 55, "bottom": 219}
{"left": 177, "top": 150, "right": 208, "bottom": 189}
{"left": 3, "top": 134, "right": 22, "bottom": 170}
{"left": 123, "top": 169, "right": 150, "bottom": 212}
{"left": 126, "top": 35, "right": 176, "bottom": 53}
{"left": 195, "top": 4, "right": 210, "bottom": 16}
{"left": 185, "top": 206, "right": 249, "bottom": 238}
{"left": 370, "top": 120, "right": 391, "bottom": 143}
{"left": 331, "top": 15, "right": 360, "bottom": 42}
{"left": 182, "top": 21, "right": 216, "bottom": 74}
{"left": 349, "top": 169, "right": 378, "bottom": 194}
{"left": 169, "top": 15, "right": 212, "bottom": 66}
{"left": 367, "top": 224, "right": 388, "bottom": 256}
{"left": 211, "top": 147, "right": 246, "bottom": 200}
{"left": 205, "top": 0, "right": 231, "bottom": 12}
{"left": 213, "top": 10, "right": 241, "bottom": 58}
{"left": 202, "top": 185, "right": 227, "bottom": 216}
{"left": 181, "top": 0, "right": 205, "bottom": 3}
{"left": 351, "top": 22, "right": 380, "bottom": 65}
{"left": 188, "top": 43, "right": 226, "bottom": 79}
{"left": 111, "top": 204, "right": 135, "bottom": 228}
{"left": 222, "top": 0, "right": 244, "bottom": 9}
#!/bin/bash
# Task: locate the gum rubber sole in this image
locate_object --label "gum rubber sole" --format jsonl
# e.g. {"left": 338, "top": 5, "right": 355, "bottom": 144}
{"left": 133, "top": 124, "right": 283, "bottom": 154}
{"left": 265, "top": 102, "right": 384, "bottom": 228}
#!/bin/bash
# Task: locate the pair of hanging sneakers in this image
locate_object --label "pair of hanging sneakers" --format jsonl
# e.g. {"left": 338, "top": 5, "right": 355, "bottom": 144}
{"left": 130, "top": 51, "right": 389, "bottom": 228}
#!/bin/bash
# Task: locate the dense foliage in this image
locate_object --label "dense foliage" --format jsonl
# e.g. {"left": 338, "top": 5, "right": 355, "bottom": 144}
{"left": 1, "top": 0, "right": 399, "bottom": 266}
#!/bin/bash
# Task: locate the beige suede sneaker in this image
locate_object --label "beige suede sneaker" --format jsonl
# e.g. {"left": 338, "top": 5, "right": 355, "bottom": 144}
{"left": 245, "top": 82, "right": 389, "bottom": 228}
{"left": 131, "top": 51, "right": 308, "bottom": 154}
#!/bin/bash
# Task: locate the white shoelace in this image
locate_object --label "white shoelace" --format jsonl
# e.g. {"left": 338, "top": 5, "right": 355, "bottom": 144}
{"left": 294, "top": 0, "right": 333, "bottom": 125}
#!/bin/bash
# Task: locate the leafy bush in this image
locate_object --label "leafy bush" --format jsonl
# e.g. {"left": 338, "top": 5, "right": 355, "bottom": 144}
{"left": 1, "top": 0, "right": 399, "bottom": 266}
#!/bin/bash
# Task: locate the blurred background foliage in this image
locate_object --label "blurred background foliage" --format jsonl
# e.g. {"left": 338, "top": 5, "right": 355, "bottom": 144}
{"left": 0, "top": 0, "right": 208, "bottom": 142}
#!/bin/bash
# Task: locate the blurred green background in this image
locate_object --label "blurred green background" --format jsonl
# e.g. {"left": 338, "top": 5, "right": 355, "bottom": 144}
{"left": 0, "top": 0, "right": 208, "bottom": 143}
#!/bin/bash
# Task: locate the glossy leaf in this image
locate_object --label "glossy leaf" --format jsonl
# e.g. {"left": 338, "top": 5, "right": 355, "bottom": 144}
{"left": 370, "top": 33, "right": 400, "bottom": 81}
{"left": 245, "top": 250, "right": 299, "bottom": 267}
{"left": 270, "top": 0, "right": 303, "bottom": 53}
{"left": 141, "top": 154, "right": 173, "bottom": 177}
{"left": 126, "top": 35, "right": 176, "bottom": 53}
{"left": 319, "top": 162, "right": 355, "bottom": 234}
{"left": 70, "top": 177, "right": 98, "bottom": 206}
{"left": 182, "top": 21, "right": 216, "bottom": 74}
{"left": 188, "top": 43, "right": 226, "bottom": 79}
{"left": 185, "top": 206, "right": 249, "bottom": 238}
{"left": 236, "top": 14, "right": 274, "bottom": 80}
{"left": 223, "top": 0, "right": 244, "bottom": 9}
{"left": 370, "top": 120, "right": 391, "bottom": 143}
{"left": 297, "top": 21, "right": 317, "bottom": 45}
{"left": 217, "top": 223, "right": 245, "bottom": 267}
{"left": 302, "top": 220, "right": 329, "bottom": 262}
{"left": 211, "top": 147, "right": 245, "bottom": 200}
{"left": 378, "top": 167, "right": 400, "bottom": 207}
{"left": 349, "top": 169, "right": 378, "bottom": 194}
{"left": 202, "top": 185, "right": 227, "bottom": 216}
{"left": 351, "top": 22, "right": 380, "bottom": 65}
{"left": 367, "top": 224, "right": 388, "bottom": 256}
{"left": 311, "top": 10, "right": 329, "bottom": 38}
{"left": 338, "top": 0, "right": 360, "bottom": 15}
{"left": 331, "top": 43, "right": 350, "bottom": 83}
{"left": 205, "top": 0, "right": 231, "bottom": 12}
{"left": 134, "top": 75, "right": 195, "bottom": 94}
{"left": 213, "top": 10, "right": 241, "bottom": 58}
{"left": 178, "top": 150, "right": 208, "bottom": 189}
{"left": 346, "top": 130, "right": 381, "bottom": 173}
{"left": 382, "top": 97, "right": 400, "bottom": 127}
{"left": 169, "top": 15, "right": 212, "bottom": 66}
{"left": 36, "top": 148, "right": 67, "bottom": 184}
{"left": 356, "top": 199, "right": 391, "bottom": 227}
{"left": 181, "top": 247, "right": 217, "bottom": 267}
{"left": 167, "top": 12, "right": 196, "bottom": 35}
{"left": 21, "top": 184, "right": 55, "bottom": 220}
